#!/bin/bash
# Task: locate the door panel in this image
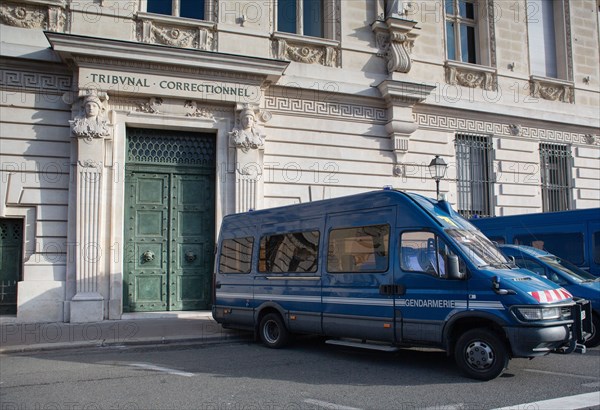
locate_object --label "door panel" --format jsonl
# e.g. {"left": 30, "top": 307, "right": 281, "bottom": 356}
{"left": 396, "top": 230, "right": 468, "bottom": 344}
{"left": 171, "top": 173, "right": 215, "bottom": 310}
{"left": 125, "top": 172, "right": 169, "bottom": 312}
{"left": 124, "top": 131, "right": 216, "bottom": 312}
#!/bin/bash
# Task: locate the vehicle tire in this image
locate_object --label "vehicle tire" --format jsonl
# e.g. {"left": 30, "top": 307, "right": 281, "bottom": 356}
{"left": 259, "top": 313, "right": 289, "bottom": 349}
{"left": 454, "top": 328, "right": 509, "bottom": 381}
{"left": 585, "top": 314, "right": 600, "bottom": 348}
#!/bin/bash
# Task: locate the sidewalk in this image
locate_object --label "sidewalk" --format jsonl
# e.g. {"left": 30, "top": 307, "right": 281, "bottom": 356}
{"left": 0, "top": 311, "right": 250, "bottom": 354}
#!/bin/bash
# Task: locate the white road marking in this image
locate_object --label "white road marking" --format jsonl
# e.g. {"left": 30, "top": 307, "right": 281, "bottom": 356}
{"left": 303, "top": 399, "right": 363, "bottom": 410}
{"left": 523, "top": 368, "right": 599, "bottom": 380}
{"left": 491, "top": 391, "right": 600, "bottom": 410}
{"left": 128, "top": 363, "right": 194, "bottom": 377}
{"left": 423, "top": 404, "right": 467, "bottom": 410}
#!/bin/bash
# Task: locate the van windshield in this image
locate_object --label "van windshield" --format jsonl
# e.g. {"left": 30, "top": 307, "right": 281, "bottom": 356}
{"left": 540, "top": 256, "right": 600, "bottom": 283}
{"left": 446, "top": 229, "right": 511, "bottom": 269}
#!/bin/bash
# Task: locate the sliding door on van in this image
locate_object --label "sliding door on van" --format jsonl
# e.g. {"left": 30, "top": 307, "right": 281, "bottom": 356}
{"left": 322, "top": 207, "right": 397, "bottom": 342}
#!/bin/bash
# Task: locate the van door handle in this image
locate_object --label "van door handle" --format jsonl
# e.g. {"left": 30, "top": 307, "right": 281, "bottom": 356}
{"left": 215, "top": 282, "right": 221, "bottom": 289}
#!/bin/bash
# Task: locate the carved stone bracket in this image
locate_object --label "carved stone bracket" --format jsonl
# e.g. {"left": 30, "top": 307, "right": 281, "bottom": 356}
{"left": 70, "top": 92, "right": 111, "bottom": 140}
{"left": 137, "top": 12, "right": 216, "bottom": 51}
{"left": 530, "top": 76, "right": 574, "bottom": 104}
{"left": 0, "top": 0, "right": 66, "bottom": 32}
{"left": 378, "top": 80, "right": 436, "bottom": 176}
{"left": 371, "top": 17, "right": 419, "bottom": 74}
{"left": 272, "top": 33, "right": 340, "bottom": 68}
{"left": 445, "top": 61, "right": 497, "bottom": 91}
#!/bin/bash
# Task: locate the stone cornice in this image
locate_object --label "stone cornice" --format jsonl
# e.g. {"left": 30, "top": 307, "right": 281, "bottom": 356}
{"left": 45, "top": 32, "right": 289, "bottom": 83}
{"left": 377, "top": 79, "right": 436, "bottom": 106}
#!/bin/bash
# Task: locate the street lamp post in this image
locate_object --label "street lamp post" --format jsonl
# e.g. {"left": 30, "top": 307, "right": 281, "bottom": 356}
{"left": 428, "top": 155, "right": 448, "bottom": 200}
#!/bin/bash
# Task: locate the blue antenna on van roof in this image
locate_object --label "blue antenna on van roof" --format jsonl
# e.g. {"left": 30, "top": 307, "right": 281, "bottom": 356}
{"left": 383, "top": 185, "right": 393, "bottom": 190}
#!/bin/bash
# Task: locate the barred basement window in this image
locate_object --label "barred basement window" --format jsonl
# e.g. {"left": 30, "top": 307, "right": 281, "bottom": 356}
{"left": 540, "top": 143, "right": 571, "bottom": 212}
{"left": 455, "top": 134, "right": 494, "bottom": 218}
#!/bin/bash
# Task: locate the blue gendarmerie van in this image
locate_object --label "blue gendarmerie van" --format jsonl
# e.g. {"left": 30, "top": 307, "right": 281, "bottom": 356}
{"left": 212, "top": 189, "right": 592, "bottom": 380}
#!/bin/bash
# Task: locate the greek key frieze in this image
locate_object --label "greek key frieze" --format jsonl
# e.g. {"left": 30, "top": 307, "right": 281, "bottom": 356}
{"left": 414, "top": 113, "right": 587, "bottom": 144}
{"left": 264, "top": 96, "right": 386, "bottom": 123}
{"left": 0, "top": 69, "right": 72, "bottom": 93}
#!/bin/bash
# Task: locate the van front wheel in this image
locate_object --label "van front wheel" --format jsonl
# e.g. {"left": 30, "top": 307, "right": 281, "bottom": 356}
{"left": 259, "top": 313, "right": 289, "bottom": 348}
{"left": 455, "top": 329, "right": 509, "bottom": 381}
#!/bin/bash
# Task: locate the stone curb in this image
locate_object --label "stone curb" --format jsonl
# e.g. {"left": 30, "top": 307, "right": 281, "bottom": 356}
{"left": 0, "top": 333, "right": 251, "bottom": 354}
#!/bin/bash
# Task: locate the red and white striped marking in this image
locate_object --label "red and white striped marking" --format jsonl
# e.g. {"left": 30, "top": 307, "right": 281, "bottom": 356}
{"left": 528, "top": 288, "right": 572, "bottom": 303}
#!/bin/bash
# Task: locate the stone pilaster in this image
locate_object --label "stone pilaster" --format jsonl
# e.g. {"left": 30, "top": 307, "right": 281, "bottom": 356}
{"left": 230, "top": 104, "right": 266, "bottom": 212}
{"left": 69, "top": 93, "right": 111, "bottom": 322}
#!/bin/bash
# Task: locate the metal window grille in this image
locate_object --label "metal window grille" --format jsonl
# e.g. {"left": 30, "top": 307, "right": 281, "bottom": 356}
{"left": 540, "top": 143, "right": 571, "bottom": 212}
{"left": 455, "top": 134, "right": 494, "bottom": 218}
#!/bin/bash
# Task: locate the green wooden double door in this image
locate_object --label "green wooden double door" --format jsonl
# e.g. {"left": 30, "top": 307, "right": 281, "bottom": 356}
{"left": 0, "top": 219, "right": 22, "bottom": 314}
{"left": 124, "top": 129, "right": 215, "bottom": 312}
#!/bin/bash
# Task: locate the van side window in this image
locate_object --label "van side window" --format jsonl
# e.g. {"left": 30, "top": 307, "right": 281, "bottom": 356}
{"left": 327, "top": 224, "right": 389, "bottom": 273}
{"left": 258, "top": 231, "right": 319, "bottom": 273}
{"left": 219, "top": 237, "right": 254, "bottom": 273}
{"left": 401, "top": 231, "right": 461, "bottom": 278}
{"left": 514, "top": 232, "right": 584, "bottom": 265}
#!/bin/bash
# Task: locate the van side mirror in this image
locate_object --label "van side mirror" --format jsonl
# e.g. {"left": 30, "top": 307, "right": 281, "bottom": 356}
{"left": 447, "top": 254, "right": 464, "bottom": 280}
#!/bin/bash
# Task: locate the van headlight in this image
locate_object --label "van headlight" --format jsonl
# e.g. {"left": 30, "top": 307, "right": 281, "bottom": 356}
{"left": 516, "top": 307, "right": 561, "bottom": 321}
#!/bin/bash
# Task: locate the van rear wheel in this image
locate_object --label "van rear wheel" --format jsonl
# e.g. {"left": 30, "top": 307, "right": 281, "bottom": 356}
{"left": 259, "top": 313, "right": 289, "bottom": 348}
{"left": 455, "top": 329, "right": 509, "bottom": 381}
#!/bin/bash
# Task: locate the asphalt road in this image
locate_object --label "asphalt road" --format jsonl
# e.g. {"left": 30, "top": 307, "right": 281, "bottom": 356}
{"left": 1, "top": 336, "right": 599, "bottom": 410}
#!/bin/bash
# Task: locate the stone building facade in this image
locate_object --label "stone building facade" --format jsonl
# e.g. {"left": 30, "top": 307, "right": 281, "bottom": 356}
{"left": 0, "top": 0, "right": 598, "bottom": 322}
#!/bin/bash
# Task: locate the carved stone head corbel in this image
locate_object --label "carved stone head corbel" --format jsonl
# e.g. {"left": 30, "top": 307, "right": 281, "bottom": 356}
{"left": 229, "top": 105, "right": 266, "bottom": 153}
{"left": 70, "top": 93, "right": 111, "bottom": 140}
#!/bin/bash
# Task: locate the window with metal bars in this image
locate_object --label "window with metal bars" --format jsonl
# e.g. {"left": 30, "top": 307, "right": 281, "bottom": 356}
{"left": 540, "top": 143, "right": 571, "bottom": 212}
{"left": 455, "top": 134, "right": 494, "bottom": 218}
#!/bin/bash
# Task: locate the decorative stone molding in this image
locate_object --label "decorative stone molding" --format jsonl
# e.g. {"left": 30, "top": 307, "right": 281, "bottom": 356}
{"left": 371, "top": 17, "right": 419, "bottom": 74}
{"left": 584, "top": 134, "right": 599, "bottom": 146}
{"left": 136, "top": 12, "right": 216, "bottom": 51}
{"left": 378, "top": 80, "right": 436, "bottom": 176}
{"left": 265, "top": 96, "right": 386, "bottom": 123}
{"left": 184, "top": 100, "right": 214, "bottom": 118}
{"left": 272, "top": 32, "right": 340, "bottom": 68}
{"left": 530, "top": 76, "right": 574, "bottom": 104}
{"left": 0, "top": 1, "right": 66, "bottom": 32}
{"left": 414, "top": 112, "right": 593, "bottom": 145}
{"left": 445, "top": 61, "right": 497, "bottom": 91}
{"left": 0, "top": 68, "right": 72, "bottom": 93}
{"left": 509, "top": 124, "right": 522, "bottom": 137}
{"left": 70, "top": 93, "right": 111, "bottom": 140}
{"left": 136, "top": 97, "right": 163, "bottom": 114}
